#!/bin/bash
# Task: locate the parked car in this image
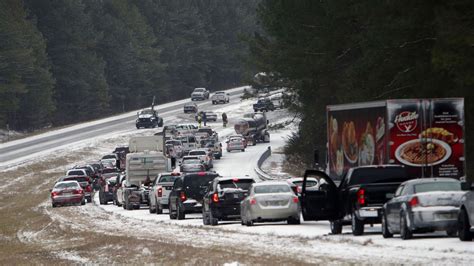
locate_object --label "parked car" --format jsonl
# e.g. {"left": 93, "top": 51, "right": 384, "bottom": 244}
{"left": 113, "top": 174, "right": 127, "bottom": 207}
{"left": 202, "top": 176, "right": 255, "bottom": 225}
{"left": 382, "top": 178, "right": 464, "bottom": 239}
{"left": 195, "top": 111, "right": 218, "bottom": 122}
{"left": 240, "top": 181, "right": 300, "bottom": 226}
{"left": 57, "top": 175, "right": 93, "bottom": 203}
{"left": 226, "top": 137, "right": 245, "bottom": 152}
{"left": 149, "top": 172, "right": 181, "bottom": 214}
{"left": 183, "top": 102, "right": 198, "bottom": 113}
{"left": 211, "top": 91, "right": 230, "bottom": 104}
{"left": 253, "top": 98, "right": 275, "bottom": 112}
{"left": 458, "top": 181, "right": 474, "bottom": 241}
{"left": 51, "top": 181, "right": 85, "bottom": 207}
{"left": 98, "top": 173, "right": 119, "bottom": 205}
{"left": 101, "top": 153, "right": 119, "bottom": 168}
{"left": 188, "top": 149, "right": 213, "bottom": 169}
{"left": 168, "top": 172, "right": 219, "bottom": 220}
{"left": 136, "top": 108, "right": 163, "bottom": 128}
{"left": 191, "top": 87, "right": 209, "bottom": 101}
{"left": 66, "top": 168, "right": 88, "bottom": 177}
{"left": 299, "top": 166, "right": 414, "bottom": 236}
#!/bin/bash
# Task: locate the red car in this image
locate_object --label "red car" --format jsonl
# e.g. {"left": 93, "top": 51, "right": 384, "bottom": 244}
{"left": 57, "top": 175, "right": 93, "bottom": 202}
{"left": 51, "top": 181, "right": 85, "bottom": 207}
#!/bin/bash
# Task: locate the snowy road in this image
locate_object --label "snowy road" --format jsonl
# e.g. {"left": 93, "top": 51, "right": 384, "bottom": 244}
{"left": 1, "top": 86, "right": 473, "bottom": 264}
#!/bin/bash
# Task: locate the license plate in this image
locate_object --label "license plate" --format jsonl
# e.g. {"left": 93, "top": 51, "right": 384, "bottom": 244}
{"left": 233, "top": 194, "right": 239, "bottom": 199}
{"left": 62, "top": 193, "right": 72, "bottom": 196}
{"left": 359, "top": 209, "right": 378, "bottom": 217}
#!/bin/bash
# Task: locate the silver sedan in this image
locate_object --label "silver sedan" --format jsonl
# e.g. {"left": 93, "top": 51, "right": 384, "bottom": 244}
{"left": 240, "top": 181, "right": 300, "bottom": 226}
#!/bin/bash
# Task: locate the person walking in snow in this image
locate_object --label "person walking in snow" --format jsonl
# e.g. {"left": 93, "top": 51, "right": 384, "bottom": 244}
{"left": 222, "top": 112, "right": 228, "bottom": 127}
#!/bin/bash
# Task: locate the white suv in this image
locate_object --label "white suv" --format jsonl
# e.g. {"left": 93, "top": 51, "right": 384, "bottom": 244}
{"left": 191, "top": 88, "right": 209, "bottom": 101}
{"left": 211, "top": 91, "right": 230, "bottom": 104}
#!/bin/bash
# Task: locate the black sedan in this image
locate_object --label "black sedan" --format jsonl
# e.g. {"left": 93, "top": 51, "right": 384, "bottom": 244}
{"left": 382, "top": 178, "right": 464, "bottom": 240}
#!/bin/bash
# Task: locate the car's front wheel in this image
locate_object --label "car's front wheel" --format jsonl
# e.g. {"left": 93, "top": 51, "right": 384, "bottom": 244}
{"left": 330, "top": 220, "right": 343, "bottom": 234}
{"left": 458, "top": 208, "right": 473, "bottom": 241}
{"left": 400, "top": 211, "right": 412, "bottom": 240}
{"left": 381, "top": 212, "right": 393, "bottom": 238}
{"left": 177, "top": 203, "right": 185, "bottom": 220}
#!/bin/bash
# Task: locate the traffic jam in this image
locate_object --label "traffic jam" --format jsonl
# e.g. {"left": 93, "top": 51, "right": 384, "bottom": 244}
{"left": 50, "top": 92, "right": 474, "bottom": 243}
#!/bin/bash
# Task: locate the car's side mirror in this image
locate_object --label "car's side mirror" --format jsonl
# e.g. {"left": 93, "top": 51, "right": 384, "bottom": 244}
{"left": 461, "top": 182, "right": 473, "bottom": 191}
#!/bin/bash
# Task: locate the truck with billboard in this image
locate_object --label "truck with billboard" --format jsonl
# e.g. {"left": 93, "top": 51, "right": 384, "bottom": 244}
{"left": 122, "top": 135, "right": 171, "bottom": 210}
{"left": 326, "top": 98, "right": 465, "bottom": 180}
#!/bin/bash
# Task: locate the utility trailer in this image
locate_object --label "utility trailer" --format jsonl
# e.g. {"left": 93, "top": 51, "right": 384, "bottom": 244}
{"left": 123, "top": 136, "right": 171, "bottom": 210}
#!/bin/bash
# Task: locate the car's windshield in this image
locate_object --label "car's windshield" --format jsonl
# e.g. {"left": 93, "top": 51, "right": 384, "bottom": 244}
{"left": 349, "top": 168, "right": 410, "bottom": 185}
{"left": 254, "top": 184, "right": 291, "bottom": 194}
{"left": 183, "top": 159, "right": 202, "bottom": 165}
{"left": 54, "top": 182, "right": 79, "bottom": 189}
{"left": 194, "top": 88, "right": 205, "bottom": 92}
{"left": 140, "top": 109, "right": 153, "bottom": 114}
{"left": 215, "top": 91, "right": 224, "bottom": 94}
{"left": 414, "top": 182, "right": 461, "bottom": 193}
{"left": 218, "top": 179, "right": 254, "bottom": 190}
{"left": 159, "top": 175, "right": 179, "bottom": 183}
{"left": 102, "top": 155, "right": 116, "bottom": 159}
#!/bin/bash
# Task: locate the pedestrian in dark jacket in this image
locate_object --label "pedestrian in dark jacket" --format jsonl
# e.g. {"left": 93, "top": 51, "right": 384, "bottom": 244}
{"left": 202, "top": 111, "right": 207, "bottom": 126}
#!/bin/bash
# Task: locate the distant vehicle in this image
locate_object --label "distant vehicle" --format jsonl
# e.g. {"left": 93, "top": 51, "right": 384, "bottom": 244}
{"left": 382, "top": 178, "right": 464, "bottom": 240}
{"left": 183, "top": 102, "right": 198, "bottom": 113}
{"left": 234, "top": 112, "right": 270, "bottom": 145}
{"left": 226, "top": 134, "right": 247, "bottom": 148}
{"left": 57, "top": 175, "right": 93, "bottom": 203}
{"left": 202, "top": 176, "right": 255, "bottom": 225}
{"left": 195, "top": 111, "right": 217, "bottom": 122}
{"left": 191, "top": 87, "right": 209, "bottom": 101}
{"left": 180, "top": 159, "right": 205, "bottom": 173}
{"left": 197, "top": 127, "right": 218, "bottom": 142}
{"left": 458, "top": 181, "right": 474, "bottom": 241}
{"left": 211, "top": 91, "right": 230, "bottom": 104}
{"left": 174, "top": 135, "right": 197, "bottom": 154}
{"left": 51, "top": 181, "right": 85, "bottom": 207}
{"left": 101, "top": 153, "right": 119, "bottom": 168}
{"left": 98, "top": 173, "right": 119, "bottom": 205}
{"left": 114, "top": 174, "right": 127, "bottom": 207}
{"left": 240, "top": 181, "right": 300, "bottom": 226}
{"left": 286, "top": 177, "right": 319, "bottom": 195}
{"left": 175, "top": 124, "right": 198, "bottom": 136}
{"left": 113, "top": 145, "right": 129, "bottom": 170}
{"left": 165, "top": 140, "right": 184, "bottom": 159}
{"left": 188, "top": 149, "right": 213, "bottom": 169}
{"left": 226, "top": 137, "right": 245, "bottom": 152}
{"left": 136, "top": 108, "right": 163, "bottom": 129}
{"left": 149, "top": 172, "right": 181, "bottom": 214}
{"left": 299, "top": 166, "right": 414, "bottom": 236}
{"left": 203, "top": 140, "right": 222, "bottom": 160}
{"left": 253, "top": 98, "right": 275, "bottom": 112}
{"left": 168, "top": 172, "right": 219, "bottom": 220}
{"left": 66, "top": 168, "right": 88, "bottom": 177}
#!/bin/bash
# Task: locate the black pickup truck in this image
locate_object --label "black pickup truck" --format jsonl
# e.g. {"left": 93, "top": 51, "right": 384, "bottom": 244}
{"left": 253, "top": 98, "right": 275, "bottom": 112}
{"left": 300, "top": 165, "right": 413, "bottom": 236}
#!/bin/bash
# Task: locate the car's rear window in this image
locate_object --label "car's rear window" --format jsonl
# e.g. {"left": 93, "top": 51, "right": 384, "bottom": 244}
{"left": 218, "top": 179, "right": 254, "bottom": 190}
{"left": 55, "top": 182, "right": 79, "bottom": 189}
{"left": 159, "top": 175, "right": 179, "bottom": 183}
{"left": 189, "top": 151, "right": 206, "bottom": 156}
{"left": 349, "top": 168, "right": 409, "bottom": 185}
{"left": 102, "top": 155, "right": 116, "bottom": 159}
{"left": 183, "top": 175, "right": 217, "bottom": 190}
{"left": 68, "top": 170, "right": 85, "bottom": 176}
{"left": 293, "top": 180, "right": 318, "bottom": 187}
{"left": 254, "top": 184, "right": 291, "bottom": 194}
{"left": 414, "top": 182, "right": 461, "bottom": 193}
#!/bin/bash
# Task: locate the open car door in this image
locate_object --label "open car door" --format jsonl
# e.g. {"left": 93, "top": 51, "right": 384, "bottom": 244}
{"left": 300, "top": 169, "right": 341, "bottom": 221}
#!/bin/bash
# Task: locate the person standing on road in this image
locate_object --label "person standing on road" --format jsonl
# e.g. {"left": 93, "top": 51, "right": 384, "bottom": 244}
{"left": 222, "top": 112, "right": 228, "bottom": 127}
{"left": 202, "top": 111, "right": 207, "bottom": 126}
{"left": 197, "top": 113, "right": 202, "bottom": 128}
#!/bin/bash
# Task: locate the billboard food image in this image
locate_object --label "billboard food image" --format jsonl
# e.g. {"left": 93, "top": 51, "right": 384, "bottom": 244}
{"left": 388, "top": 98, "right": 464, "bottom": 178}
{"left": 327, "top": 104, "right": 387, "bottom": 179}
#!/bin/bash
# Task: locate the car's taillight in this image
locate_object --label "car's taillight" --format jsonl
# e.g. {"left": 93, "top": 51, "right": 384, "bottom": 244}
{"left": 51, "top": 191, "right": 59, "bottom": 197}
{"left": 198, "top": 172, "right": 206, "bottom": 176}
{"left": 180, "top": 191, "right": 187, "bottom": 202}
{"left": 212, "top": 193, "right": 219, "bottom": 203}
{"left": 157, "top": 187, "right": 163, "bottom": 197}
{"left": 292, "top": 196, "right": 299, "bottom": 203}
{"left": 74, "top": 189, "right": 84, "bottom": 194}
{"left": 249, "top": 197, "right": 257, "bottom": 205}
{"left": 357, "top": 188, "right": 365, "bottom": 206}
{"left": 409, "top": 196, "right": 419, "bottom": 207}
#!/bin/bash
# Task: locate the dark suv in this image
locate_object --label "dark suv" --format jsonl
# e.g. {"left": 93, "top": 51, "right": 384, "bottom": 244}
{"left": 202, "top": 176, "right": 255, "bottom": 225}
{"left": 168, "top": 172, "right": 219, "bottom": 220}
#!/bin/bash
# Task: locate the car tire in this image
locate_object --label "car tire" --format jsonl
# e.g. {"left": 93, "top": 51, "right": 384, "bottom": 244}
{"left": 81, "top": 198, "right": 86, "bottom": 205}
{"left": 52, "top": 203, "right": 57, "bottom": 208}
{"left": 149, "top": 202, "right": 156, "bottom": 214}
{"left": 156, "top": 203, "right": 163, "bottom": 214}
{"left": 351, "top": 211, "right": 364, "bottom": 236}
{"left": 446, "top": 228, "right": 457, "bottom": 237}
{"left": 209, "top": 211, "right": 218, "bottom": 226}
{"left": 458, "top": 208, "right": 473, "bottom": 241}
{"left": 99, "top": 192, "right": 105, "bottom": 205}
{"left": 245, "top": 210, "right": 253, "bottom": 226}
{"left": 381, "top": 212, "right": 393, "bottom": 238}
{"left": 287, "top": 216, "right": 300, "bottom": 225}
{"left": 330, "top": 220, "right": 343, "bottom": 234}
{"left": 86, "top": 196, "right": 92, "bottom": 203}
{"left": 400, "top": 211, "right": 412, "bottom": 240}
{"left": 241, "top": 149, "right": 245, "bottom": 152}
{"left": 169, "top": 205, "right": 177, "bottom": 220}
{"left": 177, "top": 203, "right": 185, "bottom": 220}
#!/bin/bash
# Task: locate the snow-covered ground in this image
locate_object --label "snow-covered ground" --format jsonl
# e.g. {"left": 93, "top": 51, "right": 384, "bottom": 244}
{"left": 2, "top": 87, "right": 473, "bottom": 264}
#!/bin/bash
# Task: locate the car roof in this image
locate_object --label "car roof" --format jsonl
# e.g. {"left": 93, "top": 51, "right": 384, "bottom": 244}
{"left": 183, "top": 171, "right": 218, "bottom": 177}
{"left": 253, "top": 180, "right": 291, "bottom": 187}
{"left": 55, "top": 180, "right": 80, "bottom": 185}
{"left": 216, "top": 176, "right": 254, "bottom": 182}
{"left": 402, "top": 177, "right": 459, "bottom": 186}
{"left": 286, "top": 177, "right": 318, "bottom": 183}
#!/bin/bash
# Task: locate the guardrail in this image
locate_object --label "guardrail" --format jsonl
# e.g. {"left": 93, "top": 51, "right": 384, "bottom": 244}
{"left": 254, "top": 146, "right": 274, "bottom": 180}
